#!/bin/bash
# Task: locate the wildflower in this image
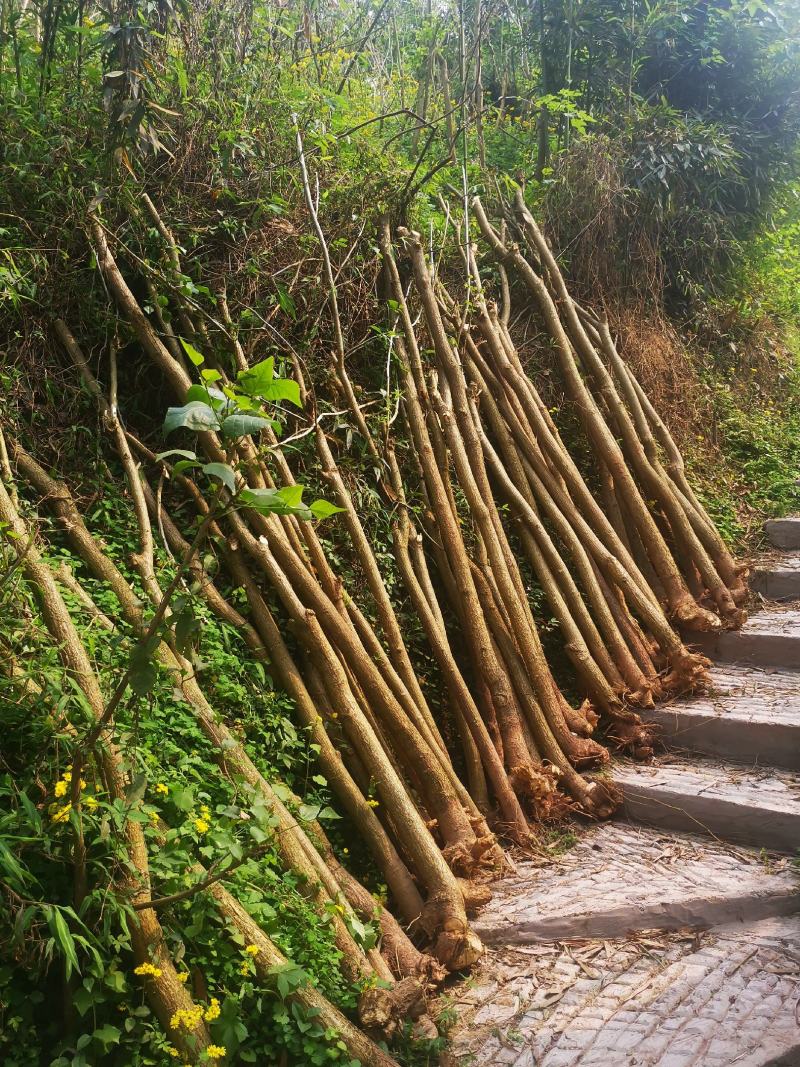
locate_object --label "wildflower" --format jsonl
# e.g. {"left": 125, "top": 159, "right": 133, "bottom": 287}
{"left": 170, "top": 1005, "right": 205, "bottom": 1031}
{"left": 366, "top": 798, "right": 379, "bottom": 808}
{"left": 84, "top": 795, "right": 98, "bottom": 810}
{"left": 176, "top": 972, "right": 189, "bottom": 984}
{"left": 167, "top": 1049, "right": 180, "bottom": 1059}
{"left": 200, "top": 804, "right": 211, "bottom": 819}
{"left": 149, "top": 810, "right": 160, "bottom": 825}
{"left": 244, "top": 944, "right": 259, "bottom": 956}
{"left": 52, "top": 803, "right": 72, "bottom": 823}
{"left": 203, "top": 997, "right": 221, "bottom": 1022}
{"left": 206, "top": 1046, "right": 226, "bottom": 1061}
{"left": 63, "top": 771, "right": 72, "bottom": 783}
{"left": 239, "top": 962, "right": 250, "bottom": 975}
{"left": 342, "top": 847, "right": 349, "bottom": 855}
{"left": 155, "top": 783, "right": 169, "bottom": 796}
{"left": 134, "top": 962, "right": 163, "bottom": 979}
{"left": 54, "top": 780, "right": 68, "bottom": 798}
{"left": 195, "top": 818, "right": 210, "bottom": 834}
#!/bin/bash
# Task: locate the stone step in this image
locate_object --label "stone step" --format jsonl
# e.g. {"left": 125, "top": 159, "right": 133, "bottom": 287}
{"left": 765, "top": 516, "right": 800, "bottom": 550}
{"left": 644, "top": 665, "right": 800, "bottom": 770}
{"left": 685, "top": 605, "right": 800, "bottom": 668}
{"left": 471, "top": 824, "right": 799, "bottom": 946}
{"left": 751, "top": 552, "right": 800, "bottom": 601}
{"left": 450, "top": 914, "right": 800, "bottom": 1067}
{"left": 613, "top": 754, "right": 800, "bottom": 853}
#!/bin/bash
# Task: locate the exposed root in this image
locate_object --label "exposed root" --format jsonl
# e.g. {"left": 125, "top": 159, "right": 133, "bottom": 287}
{"left": 580, "top": 778, "right": 623, "bottom": 818}
{"left": 359, "top": 977, "right": 428, "bottom": 1038}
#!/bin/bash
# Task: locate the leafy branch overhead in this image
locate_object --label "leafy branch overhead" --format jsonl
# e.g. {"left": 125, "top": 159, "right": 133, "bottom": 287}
{"left": 161, "top": 340, "right": 342, "bottom": 520}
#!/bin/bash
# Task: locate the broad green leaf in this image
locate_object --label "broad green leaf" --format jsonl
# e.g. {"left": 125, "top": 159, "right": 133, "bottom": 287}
{"left": 129, "top": 644, "right": 158, "bottom": 696}
{"left": 276, "top": 484, "right": 304, "bottom": 508}
{"left": 298, "top": 802, "right": 321, "bottom": 823}
{"left": 237, "top": 356, "right": 274, "bottom": 396}
{"left": 308, "top": 498, "right": 345, "bottom": 519}
{"left": 201, "top": 462, "right": 236, "bottom": 493}
{"left": 173, "top": 459, "right": 202, "bottom": 475}
{"left": 258, "top": 378, "right": 302, "bottom": 407}
{"left": 174, "top": 607, "right": 201, "bottom": 653}
{"left": 163, "top": 401, "right": 220, "bottom": 435}
{"left": 238, "top": 487, "right": 308, "bottom": 516}
{"left": 317, "top": 805, "right": 342, "bottom": 821}
{"left": 220, "top": 412, "right": 274, "bottom": 439}
{"left": 180, "top": 338, "right": 205, "bottom": 366}
{"left": 92, "top": 1024, "right": 121, "bottom": 1050}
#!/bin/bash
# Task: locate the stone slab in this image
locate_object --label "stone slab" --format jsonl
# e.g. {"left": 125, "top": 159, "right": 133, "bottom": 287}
{"left": 613, "top": 754, "right": 800, "bottom": 852}
{"left": 448, "top": 916, "right": 800, "bottom": 1067}
{"left": 685, "top": 605, "right": 800, "bottom": 668}
{"left": 751, "top": 553, "right": 800, "bottom": 602}
{"left": 765, "top": 518, "right": 800, "bottom": 551}
{"left": 472, "top": 824, "right": 798, "bottom": 944}
{"left": 644, "top": 665, "right": 800, "bottom": 769}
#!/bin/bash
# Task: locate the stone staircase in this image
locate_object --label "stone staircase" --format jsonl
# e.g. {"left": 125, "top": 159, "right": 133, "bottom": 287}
{"left": 616, "top": 517, "right": 800, "bottom": 854}
{"left": 446, "top": 520, "right": 800, "bottom": 1067}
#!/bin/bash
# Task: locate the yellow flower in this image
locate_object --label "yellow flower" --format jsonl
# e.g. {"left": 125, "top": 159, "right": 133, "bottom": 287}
{"left": 176, "top": 972, "right": 189, "bottom": 984}
{"left": 149, "top": 810, "right": 160, "bottom": 825}
{"left": 54, "top": 780, "right": 68, "bottom": 798}
{"left": 155, "top": 783, "right": 169, "bottom": 795}
{"left": 203, "top": 997, "right": 221, "bottom": 1022}
{"left": 244, "top": 944, "right": 259, "bottom": 956}
{"left": 239, "top": 962, "right": 250, "bottom": 975}
{"left": 84, "top": 795, "right": 98, "bottom": 810}
{"left": 167, "top": 1049, "right": 180, "bottom": 1059}
{"left": 194, "top": 818, "right": 210, "bottom": 834}
{"left": 134, "top": 962, "right": 163, "bottom": 978}
{"left": 170, "top": 1006, "right": 204, "bottom": 1031}
{"left": 206, "top": 1047, "right": 226, "bottom": 1061}
{"left": 52, "top": 803, "right": 72, "bottom": 823}
{"left": 367, "top": 798, "right": 379, "bottom": 808}
{"left": 63, "top": 771, "right": 72, "bottom": 783}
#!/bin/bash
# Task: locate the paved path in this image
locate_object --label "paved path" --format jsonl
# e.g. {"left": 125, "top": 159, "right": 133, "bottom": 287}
{"left": 445, "top": 522, "right": 800, "bottom": 1066}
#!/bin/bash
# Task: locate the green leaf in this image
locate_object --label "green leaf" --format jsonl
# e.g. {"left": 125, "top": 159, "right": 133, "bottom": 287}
{"left": 258, "top": 378, "right": 302, "bottom": 407}
{"left": 129, "top": 643, "right": 158, "bottom": 696}
{"left": 48, "top": 908, "right": 80, "bottom": 979}
{"left": 174, "top": 607, "right": 201, "bottom": 654}
{"left": 276, "top": 285, "right": 297, "bottom": 320}
{"left": 164, "top": 401, "right": 220, "bottom": 435}
{"left": 298, "top": 802, "right": 321, "bottom": 823}
{"left": 173, "top": 459, "right": 202, "bottom": 475}
{"left": 220, "top": 412, "right": 275, "bottom": 439}
{"left": 276, "top": 484, "right": 304, "bottom": 508}
{"left": 238, "top": 487, "right": 294, "bottom": 515}
{"left": 73, "top": 986, "right": 95, "bottom": 1017}
{"left": 201, "top": 462, "right": 237, "bottom": 493}
{"left": 92, "top": 1024, "right": 121, "bottom": 1050}
{"left": 308, "top": 498, "right": 345, "bottom": 520}
{"left": 317, "top": 806, "right": 341, "bottom": 821}
{"left": 237, "top": 357, "right": 274, "bottom": 396}
{"left": 180, "top": 338, "right": 205, "bottom": 366}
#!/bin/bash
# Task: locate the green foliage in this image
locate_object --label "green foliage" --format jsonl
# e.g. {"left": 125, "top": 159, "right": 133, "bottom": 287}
{"left": 0, "top": 479, "right": 361, "bottom": 1065}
